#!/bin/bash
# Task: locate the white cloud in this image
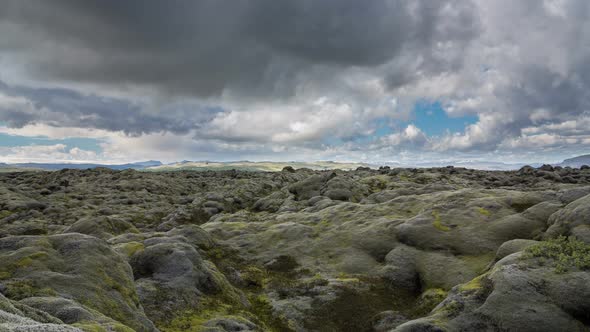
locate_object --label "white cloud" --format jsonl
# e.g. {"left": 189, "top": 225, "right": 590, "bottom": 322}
{"left": 1, "top": 1, "right": 590, "bottom": 164}
{"left": 0, "top": 144, "right": 98, "bottom": 163}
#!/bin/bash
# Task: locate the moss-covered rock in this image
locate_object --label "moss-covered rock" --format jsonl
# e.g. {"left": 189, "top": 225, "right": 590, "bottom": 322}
{"left": 546, "top": 193, "right": 590, "bottom": 243}
{"left": 65, "top": 216, "right": 139, "bottom": 240}
{"left": 396, "top": 242, "right": 590, "bottom": 331}
{"left": 0, "top": 234, "right": 156, "bottom": 331}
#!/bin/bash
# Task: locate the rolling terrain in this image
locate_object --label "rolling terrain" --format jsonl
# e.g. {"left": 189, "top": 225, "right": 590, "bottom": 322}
{"left": 0, "top": 165, "right": 590, "bottom": 331}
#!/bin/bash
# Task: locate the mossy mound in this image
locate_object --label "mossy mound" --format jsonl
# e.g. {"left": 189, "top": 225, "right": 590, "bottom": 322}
{"left": 0, "top": 233, "right": 156, "bottom": 331}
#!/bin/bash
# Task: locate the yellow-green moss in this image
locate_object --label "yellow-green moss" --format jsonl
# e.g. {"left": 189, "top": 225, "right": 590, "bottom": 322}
{"left": 360, "top": 175, "right": 390, "bottom": 192}
{"left": 13, "top": 252, "right": 49, "bottom": 269}
{"left": 15, "top": 257, "right": 34, "bottom": 268}
{"left": 432, "top": 211, "right": 450, "bottom": 232}
{"left": 97, "top": 269, "right": 140, "bottom": 309}
{"left": 398, "top": 174, "right": 411, "bottom": 182}
{"left": 162, "top": 295, "right": 292, "bottom": 332}
{"left": 458, "top": 274, "right": 486, "bottom": 292}
{"left": 4, "top": 280, "right": 57, "bottom": 300}
{"left": 414, "top": 288, "right": 448, "bottom": 316}
{"left": 165, "top": 309, "right": 242, "bottom": 332}
{"left": 459, "top": 253, "right": 495, "bottom": 274}
{"left": 423, "top": 288, "right": 447, "bottom": 299}
{"left": 117, "top": 242, "right": 145, "bottom": 257}
{"left": 241, "top": 266, "right": 267, "bottom": 288}
{"left": 0, "top": 210, "right": 13, "bottom": 219}
{"left": 523, "top": 236, "right": 590, "bottom": 273}
{"left": 312, "top": 219, "right": 332, "bottom": 237}
{"left": 334, "top": 272, "right": 360, "bottom": 283}
{"left": 225, "top": 222, "right": 249, "bottom": 230}
{"left": 477, "top": 207, "right": 491, "bottom": 216}
{"left": 433, "top": 299, "right": 463, "bottom": 317}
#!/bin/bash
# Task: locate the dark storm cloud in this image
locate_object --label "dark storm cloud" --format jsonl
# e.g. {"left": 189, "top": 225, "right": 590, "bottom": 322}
{"left": 501, "top": 65, "right": 590, "bottom": 119}
{"left": 0, "top": 0, "right": 481, "bottom": 98}
{"left": 0, "top": 81, "right": 220, "bottom": 135}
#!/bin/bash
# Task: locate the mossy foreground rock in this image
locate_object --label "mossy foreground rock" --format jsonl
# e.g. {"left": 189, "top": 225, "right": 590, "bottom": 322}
{"left": 396, "top": 238, "right": 590, "bottom": 332}
{"left": 0, "top": 166, "right": 590, "bottom": 330}
{"left": 0, "top": 233, "right": 156, "bottom": 331}
{"left": 0, "top": 292, "right": 82, "bottom": 331}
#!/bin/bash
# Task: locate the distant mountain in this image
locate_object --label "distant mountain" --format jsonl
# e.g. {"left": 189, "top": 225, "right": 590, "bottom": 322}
{"left": 126, "top": 160, "right": 162, "bottom": 167}
{"left": 0, "top": 161, "right": 162, "bottom": 171}
{"left": 558, "top": 154, "right": 590, "bottom": 168}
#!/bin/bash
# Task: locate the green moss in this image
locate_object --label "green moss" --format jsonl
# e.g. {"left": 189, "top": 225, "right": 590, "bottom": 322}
{"left": 523, "top": 236, "right": 590, "bottom": 273}
{"left": 0, "top": 210, "right": 13, "bottom": 219}
{"left": 360, "top": 175, "right": 390, "bottom": 192}
{"left": 458, "top": 274, "right": 485, "bottom": 292}
{"left": 4, "top": 280, "right": 57, "bottom": 300}
{"left": 0, "top": 251, "right": 48, "bottom": 276}
{"left": 97, "top": 269, "right": 140, "bottom": 309}
{"left": 312, "top": 219, "right": 332, "bottom": 238}
{"left": 398, "top": 174, "right": 411, "bottom": 182}
{"left": 459, "top": 253, "right": 495, "bottom": 274}
{"left": 433, "top": 299, "right": 463, "bottom": 318}
{"left": 432, "top": 211, "right": 450, "bottom": 232}
{"left": 161, "top": 300, "right": 231, "bottom": 332}
{"left": 162, "top": 295, "right": 293, "bottom": 332}
{"left": 15, "top": 257, "right": 34, "bottom": 268}
{"left": 117, "top": 242, "right": 145, "bottom": 257}
{"left": 335, "top": 272, "right": 360, "bottom": 283}
{"left": 305, "top": 273, "right": 329, "bottom": 287}
{"left": 241, "top": 266, "right": 267, "bottom": 288}
{"left": 248, "top": 294, "right": 294, "bottom": 332}
{"left": 414, "top": 288, "right": 448, "bottom": 316}
{"left": 477, "top": 207, "right": 491, "bottom": 216}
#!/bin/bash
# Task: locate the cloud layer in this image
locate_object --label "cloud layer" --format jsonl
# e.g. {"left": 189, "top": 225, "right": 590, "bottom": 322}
{"left": 0, "top": 0, "right": 589, "bottom": 163}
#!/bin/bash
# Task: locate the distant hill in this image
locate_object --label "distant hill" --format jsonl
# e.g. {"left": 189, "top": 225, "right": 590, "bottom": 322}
{"left": 410, "top": 161, "right": 541, "bottom": 171}
{"left": 558, "top": 154, "right": 590, "bottom": 168}
{"left": 0, "top": 160, "right": 162, "bottom": 171}
{"left": 145, "top": 161, "right": 374, "bottom": 172}
{"left": 144, "top": 160, "right": 543, "bottom": 172}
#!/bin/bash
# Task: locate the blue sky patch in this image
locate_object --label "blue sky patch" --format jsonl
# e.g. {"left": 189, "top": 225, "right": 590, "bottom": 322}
{"left": 373, "top": 101, "right": 478, "bottom": 138}
{"left": 411, "top": 101, "right": 478, "bottom": 136}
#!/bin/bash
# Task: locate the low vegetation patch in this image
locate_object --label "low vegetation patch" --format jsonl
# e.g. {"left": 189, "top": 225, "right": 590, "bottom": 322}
{"left": 523, "top": 236, "right": 590, "bottom": 273}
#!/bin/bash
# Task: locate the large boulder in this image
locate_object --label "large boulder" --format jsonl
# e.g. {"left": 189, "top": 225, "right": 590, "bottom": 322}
{"left": 288, "top": 173, "right": 337, "bottom": 201}
{"left": 64, "top": 216, "right": 139, "bottom": 240}
{"left": 395, "top": 239, "right": 590, "bottom": 332}
{"left": 122, "top": 226, "right": 243, "bottom": 324}
{"left": 0, "top": 293, "right": 82, "bottom": 332}
{"left": 545, "top": 193, "right": 590, "bottom": 243}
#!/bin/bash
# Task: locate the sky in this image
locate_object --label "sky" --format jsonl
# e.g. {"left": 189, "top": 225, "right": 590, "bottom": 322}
{"left": 1, "top": 0, "right": 590, "bottom": 164}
